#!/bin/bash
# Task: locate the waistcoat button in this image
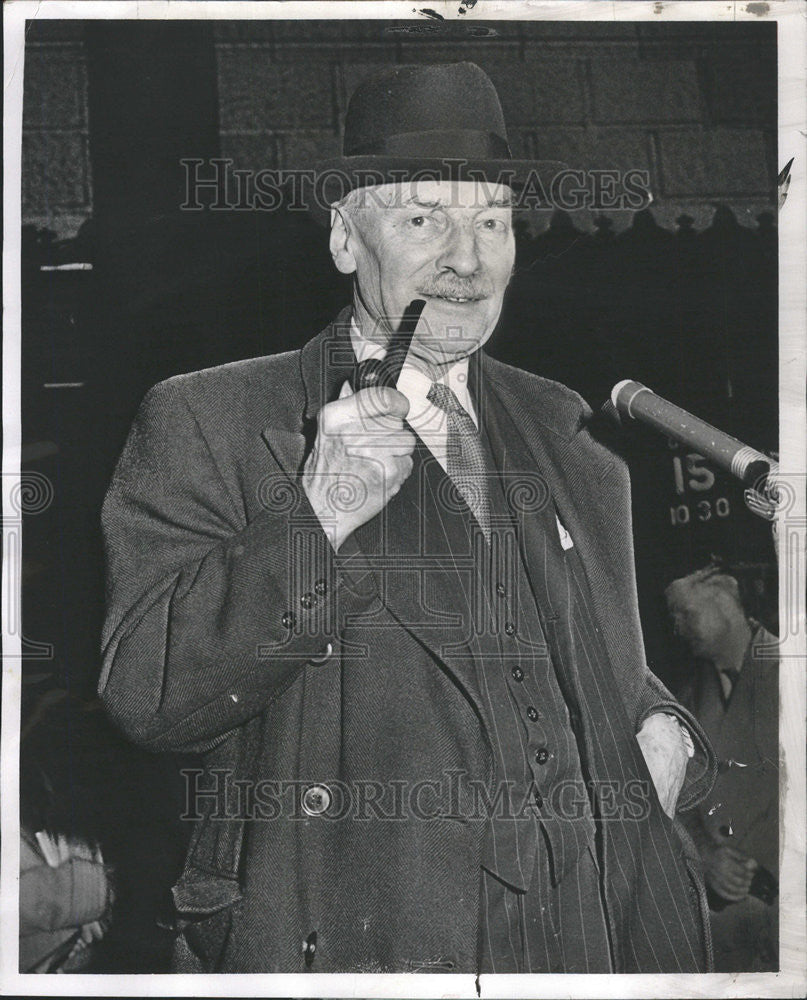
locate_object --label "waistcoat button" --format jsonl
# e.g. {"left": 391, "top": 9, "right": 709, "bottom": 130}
{"left": 303, "top": 930, "right": 317, "bottom": 967}
{"left": 308, "top": 642, "right": 333, "bottom": 665}
{"left": 302, "top": 785, "right": 331, "bottom": 816}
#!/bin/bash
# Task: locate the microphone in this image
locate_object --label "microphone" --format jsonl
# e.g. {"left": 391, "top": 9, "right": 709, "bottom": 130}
{"left": 609, "top": 380, "right": 778, "bottom": 488}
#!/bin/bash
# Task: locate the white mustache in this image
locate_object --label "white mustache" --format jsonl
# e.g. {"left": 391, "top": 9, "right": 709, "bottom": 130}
{"left": 418, "top": 281, "right": 490, "bottom": 301}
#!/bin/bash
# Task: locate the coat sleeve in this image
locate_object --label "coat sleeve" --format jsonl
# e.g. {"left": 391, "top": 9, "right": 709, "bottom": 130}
{"left": 633, "top": 670, "right": 718, "bottom": 812}
{"left": 591, "top": 430, "right": 718, "bottom": 812}
{"left": 99, "top": 378, "right": 376, "bottom": 754}
{"left": 576, "top": 427, "right": 718, "bottom": 812}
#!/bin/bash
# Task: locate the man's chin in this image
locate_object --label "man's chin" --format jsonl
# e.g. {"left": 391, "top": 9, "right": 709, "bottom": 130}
{"left": 411, "top": 306, "right": 493, "bottom": 364}
{"left": 410, "top": 334, "right": 486, "bottom": 367}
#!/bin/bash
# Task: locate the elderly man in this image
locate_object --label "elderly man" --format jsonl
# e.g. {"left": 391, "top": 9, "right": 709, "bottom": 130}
{"left": 100, "top": 62, "right": 715, "bottom": 974}
{"left": 666, "top": 566, "right": 779, "bottom": 971}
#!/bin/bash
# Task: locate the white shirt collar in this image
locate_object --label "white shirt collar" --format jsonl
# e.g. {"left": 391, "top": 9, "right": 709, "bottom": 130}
{"left": 349, "top": 319, "right": 477, "bottom": 430}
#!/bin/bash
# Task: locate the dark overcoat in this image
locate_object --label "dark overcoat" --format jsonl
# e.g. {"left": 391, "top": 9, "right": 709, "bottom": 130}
{"left": 99, "top": 312, "right": 716, "bottom": 973}
{"left": 681, "top": 626, "right": 779, "bottom": 873}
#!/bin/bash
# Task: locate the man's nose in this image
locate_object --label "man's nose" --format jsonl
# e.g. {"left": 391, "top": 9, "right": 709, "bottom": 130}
{"left": 436, "top": 222, "right": 480, "bottom": 277}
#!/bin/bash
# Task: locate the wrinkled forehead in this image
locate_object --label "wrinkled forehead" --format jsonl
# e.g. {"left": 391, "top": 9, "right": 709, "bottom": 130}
{"left": 349, "top": 178, "right": 515, "bottom": 213}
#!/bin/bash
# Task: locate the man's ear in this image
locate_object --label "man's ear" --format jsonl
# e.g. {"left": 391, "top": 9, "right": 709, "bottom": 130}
{"left": 329, "top": 207, "right": 357, "bottom": 275}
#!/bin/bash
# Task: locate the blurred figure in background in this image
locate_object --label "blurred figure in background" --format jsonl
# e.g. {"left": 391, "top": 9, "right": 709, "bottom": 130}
{"left": 19, "top": 687, "right": 186, "bottom": 973}
{"left": 20, "top": 827, "right": 113, "bottom": 973}
{"left": 666, "top": 565, "right": 779, "bottom": 972}
{"left": 20, "top": 690, "right": 115, "bottom": 972}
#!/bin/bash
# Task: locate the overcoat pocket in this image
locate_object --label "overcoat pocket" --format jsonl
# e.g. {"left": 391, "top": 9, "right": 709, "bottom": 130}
{"left": 171, "top": 868, "right": 242, "bottom": 973}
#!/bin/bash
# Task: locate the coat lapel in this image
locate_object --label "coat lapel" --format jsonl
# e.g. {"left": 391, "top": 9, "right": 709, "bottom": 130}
{"left": 375, "top": 437, "right": 490, "bottom": 663}
{"left": 257, "top": 315, "right": 488, "bottom": 709}
{"left": 480, "top": 354, "right": 643, "bottom": 684}
{"left": 259, "top": 426, "right": 307, "bottom": 482}
{"left": 481, "top": 354, "right": 619, "bottom": 578}
{"left": 259, "top": 307, "right": 359, "bottom": 524}
{"left": 260, "top": 307, "right": 355, "bottom": 474}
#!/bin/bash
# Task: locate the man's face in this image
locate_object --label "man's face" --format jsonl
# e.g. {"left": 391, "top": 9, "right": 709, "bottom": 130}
{"left": 331, "top": 179, "right": 516, "bottom": 368}
{"left": 667, "top": 591, "right": 730, "bottom": 659}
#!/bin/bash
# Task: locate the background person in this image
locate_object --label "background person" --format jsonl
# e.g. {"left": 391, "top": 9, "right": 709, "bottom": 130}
{"left": 666, "top": 564, "right": 779, "bottom": 971}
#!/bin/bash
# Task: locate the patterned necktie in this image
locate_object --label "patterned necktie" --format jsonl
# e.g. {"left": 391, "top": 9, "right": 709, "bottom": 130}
{"left": 427, "top": 381, "right": 491, "bottom": 541}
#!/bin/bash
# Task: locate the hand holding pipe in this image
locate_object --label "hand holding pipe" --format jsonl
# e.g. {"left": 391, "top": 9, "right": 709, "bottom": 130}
{"left": 350, "top": 299, "right": 426, "bottom": 392}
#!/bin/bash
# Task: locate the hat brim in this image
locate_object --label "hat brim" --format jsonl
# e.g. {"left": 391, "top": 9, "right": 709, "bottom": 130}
{"left": 307, "top": 156, "right": 568, "bottom": 225}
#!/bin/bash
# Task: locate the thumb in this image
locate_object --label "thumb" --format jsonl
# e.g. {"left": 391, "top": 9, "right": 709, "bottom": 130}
{"left": 339, "top": 379, "right": 354, "bottom": 399}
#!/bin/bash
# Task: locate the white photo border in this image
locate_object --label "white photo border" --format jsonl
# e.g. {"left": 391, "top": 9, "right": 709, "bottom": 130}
{"left": 2, "top": 2, "right": 805, "bottom": 997}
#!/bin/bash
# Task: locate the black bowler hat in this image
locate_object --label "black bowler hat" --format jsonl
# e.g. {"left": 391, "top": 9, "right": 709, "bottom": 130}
{"left": 310, "top": 61, "right": 565, "bottom": 222}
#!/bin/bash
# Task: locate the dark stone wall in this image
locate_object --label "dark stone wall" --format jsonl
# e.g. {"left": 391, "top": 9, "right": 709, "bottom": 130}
{"left": 23, "top": 20, "right": 776, "bottom": 237}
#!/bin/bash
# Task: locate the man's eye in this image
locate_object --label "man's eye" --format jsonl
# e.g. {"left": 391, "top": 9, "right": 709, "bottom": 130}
{"left": 479, "top": 218, "right": 507, "bottom": 232}
{"left": 402, "top": 213, "right": 444, "bottom": 238}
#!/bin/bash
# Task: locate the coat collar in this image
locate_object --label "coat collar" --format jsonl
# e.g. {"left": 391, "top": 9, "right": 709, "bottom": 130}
{"left": 478, "top": 352, "right": 618, "bottom": 532}
{"left": 260, "top": 308, "right": 354, "bottom": 477}
{"left": 301, "top": 306, "right": 355, "bottom": 421}
{"left": 479, "top": 352, "right": 590, "bottom": 443}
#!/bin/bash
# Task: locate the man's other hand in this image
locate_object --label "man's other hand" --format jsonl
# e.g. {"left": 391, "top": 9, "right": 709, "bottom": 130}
{"left": 636, "top": 712, "right": 694, "bottom": 819}
{"left": 303, "top": 381, "right": 416, "bottom": 551}
{"left": 702, "top": 841, "right": 758, "bottom": 902}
